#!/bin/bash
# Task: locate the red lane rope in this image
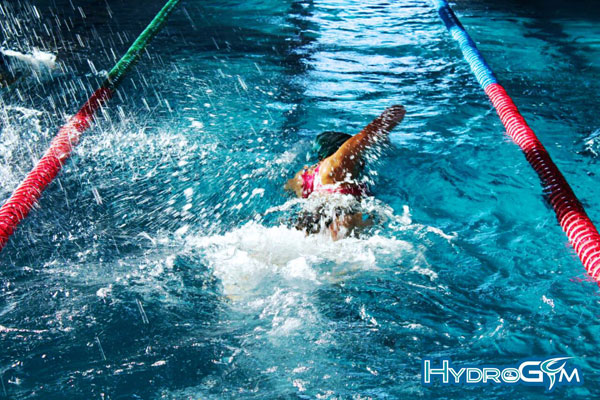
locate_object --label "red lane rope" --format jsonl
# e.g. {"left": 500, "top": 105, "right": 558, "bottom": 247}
{"left": 434, "top": 0, "right": 600, "bottom": 285}
{"left": 0, "top": 87, "right": 113, "bottom": 250}
{"left": 0, "top": 0, "right": 180, "bottom": 253}
{"left": 485, "top": 84, "right": 600, "bottom": 281}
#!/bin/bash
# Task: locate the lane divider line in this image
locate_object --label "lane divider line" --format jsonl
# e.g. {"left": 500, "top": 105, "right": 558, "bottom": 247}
{"left": 432, "top": 0, "right": 600, "bottom": 284}
{"left": 0, "top": 0, "right": 181, "bottom": 252}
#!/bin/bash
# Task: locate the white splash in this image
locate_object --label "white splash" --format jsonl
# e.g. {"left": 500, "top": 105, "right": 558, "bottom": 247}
{"left": 185, "top": 222, "right": 413, "bottom": 298}
{"left": 1, "top": 48, "right": 57, "bottom": 71}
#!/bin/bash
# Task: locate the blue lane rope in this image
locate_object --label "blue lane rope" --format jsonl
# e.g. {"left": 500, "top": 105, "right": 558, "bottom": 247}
{"left": 431, "top": 0, "right": 600, "bottom": 283}
{"left": 432, "top": 0, "right": 498, "bottom": 89}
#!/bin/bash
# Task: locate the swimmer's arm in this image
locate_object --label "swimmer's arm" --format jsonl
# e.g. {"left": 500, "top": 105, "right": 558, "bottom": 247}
{"left": 319, "top": 105, "right": 406, "bottom": 183}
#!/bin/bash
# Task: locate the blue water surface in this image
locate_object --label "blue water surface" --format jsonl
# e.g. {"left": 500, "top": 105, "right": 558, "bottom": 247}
{"left": 1, "top": 0, "right": 600, "bottom": 398}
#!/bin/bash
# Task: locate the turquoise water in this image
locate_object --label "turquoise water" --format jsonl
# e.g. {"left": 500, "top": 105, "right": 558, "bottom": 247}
{"left": 1, "top": 0, "right": 600, "bottom": 398}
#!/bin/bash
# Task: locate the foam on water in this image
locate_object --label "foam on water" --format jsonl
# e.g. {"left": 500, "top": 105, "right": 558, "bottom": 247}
{"left": 582, "top": 128, "right": 600, "bottom": 158}
{"left": 185, "top": 221, "right": 416, "bottom": 299}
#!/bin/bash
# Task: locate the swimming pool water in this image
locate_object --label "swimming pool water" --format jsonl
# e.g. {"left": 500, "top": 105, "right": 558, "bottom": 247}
{"left": 1, "top": 0, "right": 600, "bottom": 398}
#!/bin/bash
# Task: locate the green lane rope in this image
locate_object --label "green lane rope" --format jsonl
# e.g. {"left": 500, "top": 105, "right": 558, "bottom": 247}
{"left": 0, "top": 0, "right": 181, "bottom": 251}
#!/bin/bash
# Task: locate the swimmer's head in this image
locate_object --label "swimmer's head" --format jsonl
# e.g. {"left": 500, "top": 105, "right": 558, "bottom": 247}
{"left": 312, "top": 131, "right": 352, "bottom": 161}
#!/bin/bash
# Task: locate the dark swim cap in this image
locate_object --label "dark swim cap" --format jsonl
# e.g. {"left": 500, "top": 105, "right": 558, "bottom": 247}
{"left": 312, "top": 131, "right": 352, "bottom": 161}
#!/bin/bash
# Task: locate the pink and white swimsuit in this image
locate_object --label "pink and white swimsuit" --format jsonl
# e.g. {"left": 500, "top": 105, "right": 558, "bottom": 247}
{"left": 300, "top": 164, "right": 368, "bottom": 199}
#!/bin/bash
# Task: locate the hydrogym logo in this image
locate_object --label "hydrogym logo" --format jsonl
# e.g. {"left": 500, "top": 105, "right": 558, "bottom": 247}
{"left": 422, "top": 357, "right": 582, "bottom": 392}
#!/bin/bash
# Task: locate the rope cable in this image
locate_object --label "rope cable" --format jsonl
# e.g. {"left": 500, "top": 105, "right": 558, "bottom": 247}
{"left": 0, "top": 0, "right": 181, "bottom": 252}
{"left": 432, "top": 0, "right": 600, "bottom": 284}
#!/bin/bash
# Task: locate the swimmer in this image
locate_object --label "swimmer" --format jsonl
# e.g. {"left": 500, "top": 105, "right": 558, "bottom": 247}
{"left": 285, "top": 105, "right": 406, "bottom": 239}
